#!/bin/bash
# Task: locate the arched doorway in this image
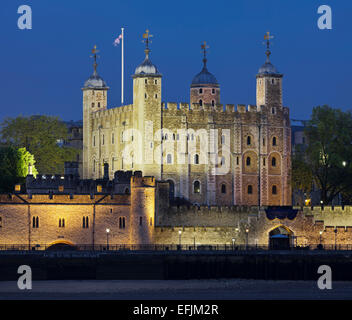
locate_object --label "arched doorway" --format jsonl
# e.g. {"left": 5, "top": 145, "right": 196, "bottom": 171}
{"left": 269, "top": 226, "right": 293, "bottom": 250}
{"left": 166, "top": 179, "right": 175, "bottom": 200}
{"left": 46, "top": 240, "right": 77, "bottom": 251}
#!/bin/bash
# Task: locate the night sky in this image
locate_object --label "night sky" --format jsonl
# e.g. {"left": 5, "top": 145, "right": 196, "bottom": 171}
{"left": 1, "top": 0, "right": 350, "bottom": 123}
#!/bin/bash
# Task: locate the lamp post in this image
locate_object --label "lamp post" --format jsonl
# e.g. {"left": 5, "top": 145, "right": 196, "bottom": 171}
{"left": 232, "top": 238, "right": 235, "bottom": 250}
{"left": 319, "top": 230, "right": 323, "bottom": 245}
{"left": 106, "top": 228, "right": 110, "bottom": 250}
{"left": 245, "top": 228, "right": 249, "bottom": 250}
{"left": 178, "top": 230, "right": 182, "bottom": 248}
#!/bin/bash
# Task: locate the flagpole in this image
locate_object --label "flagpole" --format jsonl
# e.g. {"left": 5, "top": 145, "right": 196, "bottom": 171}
{"left": 121, "top": 27, "right": 124, "bottom": 105}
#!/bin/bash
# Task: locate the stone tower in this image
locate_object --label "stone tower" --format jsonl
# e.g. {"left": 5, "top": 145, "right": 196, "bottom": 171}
{"left": 131, "top": 30, "right": 162, "bottom": 179}
{"left": 256, "top": 33, "right": 283, "bottom": 109}
{"left": 190, "top": 42, "right": 220, "bottom": 107}
{"left": 82, "top": 46, "right": 109, "bottom": 179}
{"left": 129, "top": 171, "right": 156, "bottom": 244}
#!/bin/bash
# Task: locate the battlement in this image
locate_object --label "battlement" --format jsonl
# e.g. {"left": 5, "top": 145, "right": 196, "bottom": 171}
{"left": 161, "top": 102, "right": 285, "bottom": 117}
{"left": 131, "top": 171, "right": 156, "bottom": 188}
{"left": 0, "top": 193, "right": 130, "bottom": 204}
{"left": 91, "top": 104, "right": 133, "bottom": 119}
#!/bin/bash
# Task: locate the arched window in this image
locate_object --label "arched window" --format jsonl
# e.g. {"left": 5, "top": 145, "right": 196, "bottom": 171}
{"left": 221, "top": 157, "right": 225, "bottom": 166}
{"left": 246, "top": 156, "right": 251, "bottom": 166}
{"left": 272, "top": 157, "right": 276, "bottom": 167}
{"left": 167, "top": 154, "right": 172, "bottom": 164}
{"left": 212, "top": 88, "right": 215, "bottom": 94}
{"left": 272, "top": 137, "right": 277, "bottom": 146}
{"left": 98, "top": 102, "right": 101, "bottom": 108}
{"left": 164, "top": 134, "right": 168, "bottom": 140}
{"left": 272, "top": 185, "right": 277, "bottom": 195}
{"left": 91, "top": 102, "right": 95, "bottom": 108}
{"left": 247, "top": 136, "right": 251, "bottom": 145}
{"left": 212, "top": 100, "right": 215, "bottom": 106}
{"left": 194, "top": 154, "right": 199, "bottom": 164}
{"left": 199, "top": 88, "right": 203, "bottom": 94}
{"left": 193, "top": 181, "right": 200, "bottom": 194}
{"left": 199, "top": 99, "right": 203, "bottom": 106}
{"left": 221, "top": 184, "right": 226, "bottom": 194}
{"left": 247, "top": 185, "right": 253, "bottom": 194}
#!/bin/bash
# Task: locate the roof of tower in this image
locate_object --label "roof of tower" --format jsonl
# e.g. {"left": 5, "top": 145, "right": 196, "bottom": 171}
{"left": 134, "top": 52, "right": 160, "bottom": 76}
{"left": 191, "top": 42, "right": 218, "bottom": 87}
{"left": 191, "top": 65, "right": 218, "bottom": 86}
{"left": 257, "top": 61, "right": 280, "bottom": 75}
{"left": 257, "top": 31, "right": 282, "bottom": 76}
{"left": 134, "top": 29, "right": 161, "bottom": 77}
{"left": 83, "top": 45, "right": 108, "bottom": 89}
{"left": 84, "top": 72, "right": 108, "bottom": 89}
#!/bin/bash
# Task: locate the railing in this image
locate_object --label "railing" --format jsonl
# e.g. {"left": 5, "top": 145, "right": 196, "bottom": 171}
{"left": 0, "top": 243, "right": 352, "bottom": 252}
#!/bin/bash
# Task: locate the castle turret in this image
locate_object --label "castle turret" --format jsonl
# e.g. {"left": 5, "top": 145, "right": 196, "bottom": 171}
{"left": 82, "top": 45, "right": 109, "bottom": 179}
{"left": 256, "top": 32, "right": 283, "bottom": 109}
{"left": 129, "top": 171, "right": 156, "bottom": 245}
{"left": 190, "top": 42, "right": 220, "bottom": 107}
{"left": 131, "top": 30, "right": 162, "bottom": 179}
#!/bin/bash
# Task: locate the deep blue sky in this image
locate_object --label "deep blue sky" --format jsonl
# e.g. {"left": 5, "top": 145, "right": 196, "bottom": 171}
{"left": 1, "top": 0, "right": 351, "bottom": 123}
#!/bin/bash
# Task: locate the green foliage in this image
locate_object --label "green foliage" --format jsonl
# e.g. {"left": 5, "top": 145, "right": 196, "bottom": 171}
{"left": 301, "top": 105, "right": 352, "bottom": 204}
{"left": 291, "top": 144, "right": 313, "bottom": 193}
{"left": 0, "top": 146, "right": 37, "bottom": 193}
{"left": 0, "top": 115, "right": 78, "bottom": 174}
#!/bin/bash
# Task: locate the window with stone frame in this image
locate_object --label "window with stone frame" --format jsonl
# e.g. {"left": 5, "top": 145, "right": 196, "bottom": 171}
{"left": 193, "top": 181, "right": 200, "bottom": 194}
{"left": 221, "top": 184, "right": 226, "bottom": 194}
{"left": 246, "top": 156, "right": 251, "bottom": 166}
{"left": 272, "top": 185, "right": 277, "bottom": 195}
{"left": 247, "top": 185, "right": 253, "bottom": 194}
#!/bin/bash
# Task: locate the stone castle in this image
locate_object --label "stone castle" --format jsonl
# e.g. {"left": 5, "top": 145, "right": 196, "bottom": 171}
{"left": 83, "top": 32, "right": 291, "bottom": 206}
{"left": 0, "top": 32, "right": 351, "bottom": 249}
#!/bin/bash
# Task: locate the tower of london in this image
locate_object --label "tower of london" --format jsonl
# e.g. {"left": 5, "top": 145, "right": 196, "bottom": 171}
{"left": 83, "top": 32, "right": 291, "bottom": 207}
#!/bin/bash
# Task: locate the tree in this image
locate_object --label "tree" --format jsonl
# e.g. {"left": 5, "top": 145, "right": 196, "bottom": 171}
{"left": 292, "top": 144, "right": 313, "bottom": 193}
{"left": 0, "top": 146, "right": 38, "bottom": 193}
{"left": 301, "top": 105, "right": 352, "bottom": 204}
{"left": 0, "top": 115, "right": 78, "bottom": 174}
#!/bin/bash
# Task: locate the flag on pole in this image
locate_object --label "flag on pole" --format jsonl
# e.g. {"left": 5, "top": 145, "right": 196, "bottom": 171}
{"left": 113, "top": 34, "right": 122, "bottom": 46}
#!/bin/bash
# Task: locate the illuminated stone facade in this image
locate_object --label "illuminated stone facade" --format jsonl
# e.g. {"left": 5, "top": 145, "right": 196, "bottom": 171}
{"left": 1, "top": 178, "right": 352, "bottom": 248}
{"left": 83, "top": 40, "right": 291, "bottom": 206}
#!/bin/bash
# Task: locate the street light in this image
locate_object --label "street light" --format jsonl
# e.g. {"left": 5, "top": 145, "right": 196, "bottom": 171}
{"left": 342, "top": 161, "right": 347, "bottom": 167}
{"left": 245, "top": 228, "right": 249, "bottom": 250}
{"left": 178, "top": 230, "right": 182, "bottom": 247}
{"left": 232, "top": 238, "right": 235, "bottom": 250}
{"left": 106, "top": 228, "right": 110, "bottom": 250}
{"left": 319, "top": 230, "right": 323, "bottom": 245}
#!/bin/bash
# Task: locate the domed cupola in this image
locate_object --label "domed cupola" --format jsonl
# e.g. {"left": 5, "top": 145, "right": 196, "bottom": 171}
{"left": 134, "top": 51, "right": 160, "bottom": 76}
{"left": 83, "top": 46, "right": 108, "bottom": 89}
{"left": 133, "top": 30, "right": 161, "bottom": 78}
{"left": 190, "top": 42, "right": 220, "bottom": 108}
{"left": 256, "top": 32, "right": 283, "bottom": 108}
